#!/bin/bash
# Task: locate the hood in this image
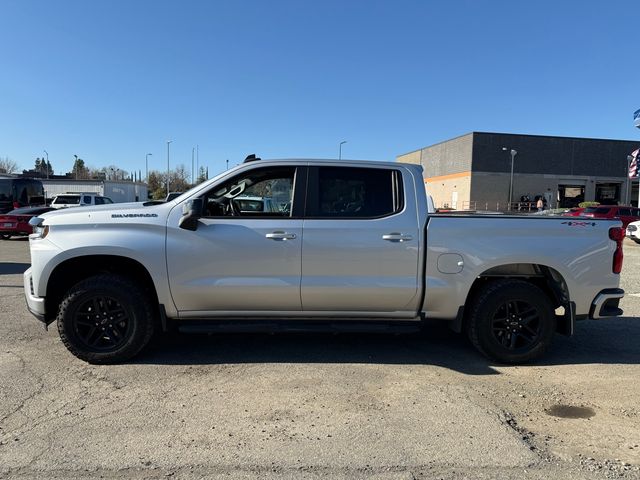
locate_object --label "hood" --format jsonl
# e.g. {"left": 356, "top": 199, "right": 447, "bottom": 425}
{"left": 37, "top": 201, "right": 171, "bottom": 225}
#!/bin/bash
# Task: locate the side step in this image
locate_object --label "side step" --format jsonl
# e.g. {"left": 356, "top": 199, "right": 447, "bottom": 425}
{"left": 175, "top": 319, "right": 423, "bottom": 335}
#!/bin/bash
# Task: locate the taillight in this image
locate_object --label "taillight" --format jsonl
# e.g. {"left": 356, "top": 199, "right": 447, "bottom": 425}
{"left": 609, "top": 227, "right": 624, "bottom": 274}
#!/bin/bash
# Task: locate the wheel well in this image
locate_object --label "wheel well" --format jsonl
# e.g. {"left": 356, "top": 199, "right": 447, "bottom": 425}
{"left": 460, "top": 263, "right": 572, "bottom": 335}
{"left": 45, "top": 255, "right": 159, "bottom": 324}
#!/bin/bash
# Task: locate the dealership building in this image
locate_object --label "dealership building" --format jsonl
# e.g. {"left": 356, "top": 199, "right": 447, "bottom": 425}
{"left": 397, "top": 132, "right": 640, "bottom": 210}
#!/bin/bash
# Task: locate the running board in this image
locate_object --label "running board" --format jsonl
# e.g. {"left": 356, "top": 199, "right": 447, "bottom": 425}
{"left": 175, "top": 319, "right": 423, "bottom": 335}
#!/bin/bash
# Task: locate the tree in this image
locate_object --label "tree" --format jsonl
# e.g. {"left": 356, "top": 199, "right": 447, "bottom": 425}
{"left": 0, "top": 156, "right": 19, "bottom": 174}
{"left": 34, "top": 157, "right": 53, "bottom": 176}
{"left": 196, "top": 166, "right": 207, "bottom": 184}
{"left": 147, "top": 166, "right": 192, "bottom": 200}
{"left": 68, "top": 155, "right": 90, "bottom": 179}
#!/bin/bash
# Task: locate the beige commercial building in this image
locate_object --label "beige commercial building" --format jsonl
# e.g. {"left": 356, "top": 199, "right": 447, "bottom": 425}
{"left": 397, "top": 132, "right": 640, "bottom": 210}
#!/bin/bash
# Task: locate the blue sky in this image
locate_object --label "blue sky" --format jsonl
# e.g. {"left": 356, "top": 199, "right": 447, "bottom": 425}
{"left": 1, "top": 0, "right": 638, "bottom": 179}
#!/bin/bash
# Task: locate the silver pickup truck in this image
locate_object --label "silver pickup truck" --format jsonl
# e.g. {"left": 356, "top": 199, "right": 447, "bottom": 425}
{"left": 24, "top": 158, "right": 625, "bottom": 364}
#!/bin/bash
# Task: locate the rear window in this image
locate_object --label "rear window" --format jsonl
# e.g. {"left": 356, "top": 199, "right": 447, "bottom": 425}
{"left": 583, "top": 207, "right": 612, "bottom": 214}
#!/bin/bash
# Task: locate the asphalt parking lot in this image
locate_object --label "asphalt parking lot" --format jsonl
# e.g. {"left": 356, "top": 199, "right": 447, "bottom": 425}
{"left": 0, "top": 238, "right": 639, "bottom": 479}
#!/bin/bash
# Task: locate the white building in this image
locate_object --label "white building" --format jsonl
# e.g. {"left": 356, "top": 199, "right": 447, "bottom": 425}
{"left": 42, "top": 179, "right": 148, "bottom": 203}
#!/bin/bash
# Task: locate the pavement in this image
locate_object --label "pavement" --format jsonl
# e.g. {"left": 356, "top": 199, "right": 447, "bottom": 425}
{"left": 0, "top": 237, "right": 639, "bottom": 479}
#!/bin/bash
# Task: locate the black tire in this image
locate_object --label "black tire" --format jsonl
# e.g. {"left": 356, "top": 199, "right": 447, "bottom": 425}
{"left": 56, "top": 274, "right": 155, "bottom": 364}
{"left": 0, "top": 234, "right": 10, "bottom": 240}
{"left": 467, "top": 279, "right": 556, "bottom": 364}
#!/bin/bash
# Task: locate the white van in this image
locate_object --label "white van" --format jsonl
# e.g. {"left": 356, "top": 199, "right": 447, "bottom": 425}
{"left": 50, "top": 193, "right": 114, "bottom": 209}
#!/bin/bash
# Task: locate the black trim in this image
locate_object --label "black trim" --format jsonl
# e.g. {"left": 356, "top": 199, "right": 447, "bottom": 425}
{"left": 588, "top": 288, "right": 624, "bottom": 319}
{"left": 176, "top": 319, "right": 422, "bottom": 334}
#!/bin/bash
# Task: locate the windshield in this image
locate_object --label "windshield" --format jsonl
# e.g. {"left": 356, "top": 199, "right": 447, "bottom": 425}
{"left": 54, "top": 195, "right": 81, "bottom": 205}
{"left": 0, "top": 182, "right": 10, "bottom": 201}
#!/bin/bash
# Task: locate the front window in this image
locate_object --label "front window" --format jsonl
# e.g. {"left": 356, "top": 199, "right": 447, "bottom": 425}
{"left": 202, "top": 167, "right": 295, "bottom": 218}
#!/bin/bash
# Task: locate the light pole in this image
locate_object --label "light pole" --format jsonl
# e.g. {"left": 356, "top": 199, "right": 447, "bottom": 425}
{"left": 191, "top": 147, "right": 195, "bottom": 185}
{"left": 502, "top": 147, "right": 517, "bottom": 209}
{"left": 145, "top": 153, "right": 152, "bottom": 182}
{"left": 166, "top": 141, "right": 172, "bottom": 197}
{"left": 339, "top": 140, "right": 347, "bottom": 160}
{"left": 627, "top": 154, "right": 635, "bottom": 205}
{"left": 43, "top": 150, "right": 49, "bottom": 179}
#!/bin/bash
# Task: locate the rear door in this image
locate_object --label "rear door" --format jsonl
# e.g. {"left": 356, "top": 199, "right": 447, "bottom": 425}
{"left": 300, "top": 165, "right": 421, "bottom": 316}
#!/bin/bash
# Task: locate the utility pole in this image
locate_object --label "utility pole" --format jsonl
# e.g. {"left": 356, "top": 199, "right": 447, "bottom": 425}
{"left": 43, "top": 150, "right": 49, "bottom": 179}
{"left": 191, "top": 147, "right": 195, "bottom": 185}
{"left": 166, "top": 140, "right": 172, "bottom": 197}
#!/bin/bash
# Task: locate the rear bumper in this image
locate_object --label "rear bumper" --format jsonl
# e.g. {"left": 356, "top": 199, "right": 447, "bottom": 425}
{"left": 23, "top": 267, "right": 47, "bottom": 324}
{"left": 589, "top": 288, "right": 624, "bottom": 319}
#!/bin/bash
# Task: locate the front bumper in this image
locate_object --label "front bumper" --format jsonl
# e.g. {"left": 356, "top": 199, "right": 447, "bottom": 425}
{"left": 23, "top": 267, "right": 47, "bottom": 324}
{"left": 589, "top": 288, "right": 624, "bottom": 319}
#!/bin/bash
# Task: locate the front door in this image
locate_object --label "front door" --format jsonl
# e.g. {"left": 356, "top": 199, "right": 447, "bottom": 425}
{"left": 166, "top": 165, "right": 305, "bottom": 315}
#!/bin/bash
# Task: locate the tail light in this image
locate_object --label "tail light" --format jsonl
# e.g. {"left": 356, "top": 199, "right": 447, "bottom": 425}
{"left": 609, "top": 227, "right": 624, "bottom": 274}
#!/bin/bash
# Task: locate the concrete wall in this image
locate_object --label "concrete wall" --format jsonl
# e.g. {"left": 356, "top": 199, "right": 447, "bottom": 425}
{"left": 397, "top": 133, "right": 474, "bottom": 178}
{"left": 472, "top": 132, "right": 639, "bottom": 177}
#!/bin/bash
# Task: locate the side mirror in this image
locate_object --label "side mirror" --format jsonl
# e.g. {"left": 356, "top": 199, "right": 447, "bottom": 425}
{"left": 178, "top": 198, "right": 203, "bottom": 231}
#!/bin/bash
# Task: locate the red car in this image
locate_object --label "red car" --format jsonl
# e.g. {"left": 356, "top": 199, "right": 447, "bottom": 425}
{"left": 575, "top": 205, "right": 640, "bottom": 228}
{"left": 0, "top": 206, "right": 54, "bottom": 239}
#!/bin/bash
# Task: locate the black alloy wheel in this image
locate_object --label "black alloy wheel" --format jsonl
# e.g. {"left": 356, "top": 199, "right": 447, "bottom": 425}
{"left": 468, "top": 279, "right": 556, "bottom": 364}
{"left": 57, "top": 274, "right": 155, "bottom": 364}
{"left": 490, "top": 299, "right": 542, "bottom": 352}
{"left": 72, "top": 295, "right": 132, "bottom": 352}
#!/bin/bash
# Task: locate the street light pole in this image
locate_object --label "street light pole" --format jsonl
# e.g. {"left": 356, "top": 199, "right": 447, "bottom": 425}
{"left": 191, "top": 147, "right": 195, "bottom": 185}
{"left": 627, "top": 154, "right": 634, "bottom": 205}
{"left": 43, "top": 150, "right": 49, "bottom": 179}
{"left": 339, "top": 140, "right": 347, "bottom": 160}
{"left": 502, "top": 147, "right": 517, "bottom": 210}
{"left": 145, "top": 153, "right": 152, "bottom": 183}
{"left": 166, "top": 140, "right": 172, "bottom": 197}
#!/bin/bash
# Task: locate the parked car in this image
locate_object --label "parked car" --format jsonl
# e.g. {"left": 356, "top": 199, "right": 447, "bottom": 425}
{"left": 51, "top": 193, "right": 114, "bottom": 209}
{"left": 0, "top": 206, "right": 55, "bottom": 239}
{"left": 562, "top": 207, "right": 585, "bottom": 217}
{"left": 579, "top": 206, "right": 640, "bottom": 228}
{"left": 626, "top": 220, "right": 640, "bottom": 243}
{"left": 25, "top": 158, "right": 625, "bottom": 365}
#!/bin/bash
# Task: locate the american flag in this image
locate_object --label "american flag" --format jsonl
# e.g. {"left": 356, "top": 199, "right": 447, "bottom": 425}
{"left": 629, "top": 148, "right": 640, "bottom": 178}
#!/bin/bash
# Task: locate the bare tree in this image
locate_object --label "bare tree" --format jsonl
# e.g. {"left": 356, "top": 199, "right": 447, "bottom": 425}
{"left": 0, "top": 156, "right": 19, "bottom": 174}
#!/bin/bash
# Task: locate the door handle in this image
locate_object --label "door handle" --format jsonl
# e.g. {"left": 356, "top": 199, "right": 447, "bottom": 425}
{"left": 265, "top": 231, "right": 297, "bottom": 241}
{"left": 382, "top": 233, "right": 413, "bottom": 242}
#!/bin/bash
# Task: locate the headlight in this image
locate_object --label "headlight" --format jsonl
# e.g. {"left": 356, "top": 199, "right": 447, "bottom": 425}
{"left": 628, "top": 224, "right": 637, "bottom": 232}
{"left": 32, "top": 224, "right": 49, "bottom": 239}
{"left": 29, "top": 216, "right": 49, "bottom": 239}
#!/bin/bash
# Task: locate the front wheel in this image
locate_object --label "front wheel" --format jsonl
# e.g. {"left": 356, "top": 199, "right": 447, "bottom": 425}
{"left": 0, "top": 234, "right": 10, "bottom": 240}
{"left": 467, "top": 279, "right": 556, "bottom": 364}
{"left": 56, "top": 274, "right": 155, "bottom": 364}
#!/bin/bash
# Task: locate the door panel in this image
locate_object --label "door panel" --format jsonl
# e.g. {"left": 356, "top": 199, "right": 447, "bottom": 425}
{"left": 166, "top": 164, "right": 304, "bottom": 315}
{"left": 301, "top": 166, "right": 420, "bottom": 314}
{"left": 166, "top": 219, "right": 303, "bottom": 313}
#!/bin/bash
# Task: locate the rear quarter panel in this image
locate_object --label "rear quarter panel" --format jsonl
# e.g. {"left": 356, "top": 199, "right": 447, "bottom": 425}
{"left": 423, "top": 215, "right": 621, "bottom": 319}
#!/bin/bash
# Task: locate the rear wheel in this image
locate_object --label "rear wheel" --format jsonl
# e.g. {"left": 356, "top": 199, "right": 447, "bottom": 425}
{"left": 468, "top": 279, "right": 556, "bottom": 364}
{"left": 56, "top": 274, "right": 155, "bottom": 364}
